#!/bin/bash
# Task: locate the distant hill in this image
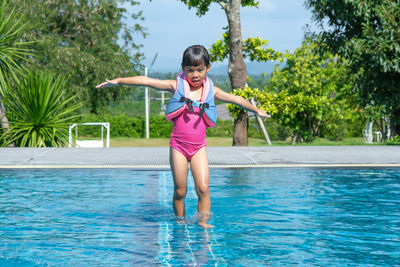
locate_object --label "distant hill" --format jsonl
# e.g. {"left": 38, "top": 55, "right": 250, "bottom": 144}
{"left": 209, "top": 61, "right": 283, "bottom": 76}
{"left": 149, "top": 61, "right": 284, "bottom": 82}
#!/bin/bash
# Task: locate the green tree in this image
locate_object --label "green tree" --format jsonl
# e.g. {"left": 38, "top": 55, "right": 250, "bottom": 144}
{"left": 0, "top": 0, "right": 33, "bottom": 132}
{"left": 179, "top": 0, "right": 281, "bottom": 146}
{"left": 9, "top": 0, "right": 147, "bottom": 114}
{"left": 229, "top": 39, "right": 359, "bottom": 143}
{"left": 305, "top": 0, "right": 400, "bottom": 136}
{"left": 1, "top": 71, "right": 82, "bottom": 147}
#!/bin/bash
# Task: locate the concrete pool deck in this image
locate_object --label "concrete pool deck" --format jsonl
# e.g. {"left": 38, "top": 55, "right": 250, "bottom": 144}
{"left": 1, "top": 146, "right": 400, "bottom": 169}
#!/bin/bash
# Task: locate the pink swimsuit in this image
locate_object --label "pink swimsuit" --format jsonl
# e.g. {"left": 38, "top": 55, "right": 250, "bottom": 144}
{"left": 170, "top": 105, "right": 207, "bottom": 161}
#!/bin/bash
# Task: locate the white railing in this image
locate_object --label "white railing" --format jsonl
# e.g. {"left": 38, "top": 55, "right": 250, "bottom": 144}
{"left": 69, "top": 122, "right": 110, "bottom": 148}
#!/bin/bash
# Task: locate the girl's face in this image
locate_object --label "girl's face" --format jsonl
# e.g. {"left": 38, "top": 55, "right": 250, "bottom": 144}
{"left": 182, "top": 62, "right": 211, "bottom": 89}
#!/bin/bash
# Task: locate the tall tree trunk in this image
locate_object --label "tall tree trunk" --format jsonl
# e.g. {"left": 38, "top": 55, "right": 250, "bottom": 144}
{"left": 233, "top": 110, "right": 248, "bottom": 146}
{"left": 223, "top": 0, "right": 248, "bottom": 146}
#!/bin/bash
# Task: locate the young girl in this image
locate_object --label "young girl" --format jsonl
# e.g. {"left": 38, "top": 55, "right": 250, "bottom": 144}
{"left": 96, "top": 45, "right": 270, "bottom": 228}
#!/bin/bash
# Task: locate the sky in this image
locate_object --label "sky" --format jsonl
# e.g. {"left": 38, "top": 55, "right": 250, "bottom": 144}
{"left": 124, "top": 0, "right": 316, "bottom": 73}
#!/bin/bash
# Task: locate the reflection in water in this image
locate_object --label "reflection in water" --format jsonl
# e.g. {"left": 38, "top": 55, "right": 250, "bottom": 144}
{"left": 157, "top": 171, "right": 225, "bottom": 266}
{"left": 158, "top": 221, "right": 225, "bottom": 266}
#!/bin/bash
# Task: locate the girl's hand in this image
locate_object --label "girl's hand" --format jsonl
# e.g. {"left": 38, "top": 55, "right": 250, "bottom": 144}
{"left": 257, "top": 109, "right": 271, "bottom": 121}
{"left": 96, "top": 79, "right": 119, "bottom": 88}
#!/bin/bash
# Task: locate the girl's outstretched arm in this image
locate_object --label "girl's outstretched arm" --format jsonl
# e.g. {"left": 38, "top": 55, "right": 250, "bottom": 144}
{"left": 96, "top": 76, "right": 176, "bottom": 91}
{"left": 214, "top": 86, "right": 271, "bottom": 119}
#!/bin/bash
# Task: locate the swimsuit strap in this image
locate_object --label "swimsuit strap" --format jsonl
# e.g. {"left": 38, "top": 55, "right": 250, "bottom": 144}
{"left": 179, "top": 97, "right": 208, "bottom": 115}
{"left": 198, "top": 103, "right": 209, "bottom": 117}
{"left": 180, "top": 97, "right": 194, "bottom": 112}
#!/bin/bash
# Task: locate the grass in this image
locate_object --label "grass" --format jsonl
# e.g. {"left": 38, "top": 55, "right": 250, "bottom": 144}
{"left": 107, "top": 137, "right": 384, "bottom": 147}
{"left": 109, "top": 137, "right": 272, "bottom": 147}
{"left": 110, "top": 137, "right": 169, "bottom": 147}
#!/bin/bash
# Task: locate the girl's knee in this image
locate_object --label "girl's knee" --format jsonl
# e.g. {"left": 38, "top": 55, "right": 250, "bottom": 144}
{"left": 174, "top": 187, "right": 187, "bottom": 199}
{"left": 196, "top": 184, "right": 210, "bottom": 197}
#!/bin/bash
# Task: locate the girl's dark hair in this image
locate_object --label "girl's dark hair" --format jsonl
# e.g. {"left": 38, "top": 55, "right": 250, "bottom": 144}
{"left": 181, "top": 45, "right": 210, "bottom": 67}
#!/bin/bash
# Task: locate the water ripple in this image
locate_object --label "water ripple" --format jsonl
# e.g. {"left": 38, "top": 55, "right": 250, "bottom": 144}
{"left": 1, "top": 168, "right": 399, "bottom": 266}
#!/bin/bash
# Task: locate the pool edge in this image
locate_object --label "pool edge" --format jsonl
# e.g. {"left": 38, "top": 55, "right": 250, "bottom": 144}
{"left": 1, "top": 163, "right": 400, "bottom": 169}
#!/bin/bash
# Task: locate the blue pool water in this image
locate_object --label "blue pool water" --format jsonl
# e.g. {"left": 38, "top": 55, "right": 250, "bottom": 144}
{"left": 0, "top": 168, "right": 399, "bottom": 266}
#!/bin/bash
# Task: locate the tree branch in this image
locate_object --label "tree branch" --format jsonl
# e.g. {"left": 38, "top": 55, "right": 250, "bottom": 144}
{"left": 216, "top": 0, "right": 228, "bottom": 10}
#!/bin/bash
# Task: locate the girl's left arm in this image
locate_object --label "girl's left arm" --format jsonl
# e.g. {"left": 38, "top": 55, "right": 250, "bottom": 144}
{"left": 214, "top": 86, "right": 271, "bottom": 119}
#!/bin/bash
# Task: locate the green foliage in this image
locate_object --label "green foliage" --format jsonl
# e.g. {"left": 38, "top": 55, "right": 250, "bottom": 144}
{"left": 206, "top": 119, "right": 233, "bottom": 137}
{"left": 268, "top": 39, "right": 361, "bottom": 142}
{"left": 79, "top": 114, "right": 144, "bottom": 138}
{"left": 209, "top": 31, "right": 283, "bottom": 63}
{"left": 206, "top": 118, "right": 283, "bottom": 140}
{"left": 305, "top": 0, "right": 400, "bottom": 133}
{"left": 228, "top": 88, "right": 328, "bottom": 143}
{"left": 227, "top": 87, "right": 277, "bottom": 119}
{"left": 78, "top": 114, "right": 172, "bottom": 138}
{"left": 228, "top": 39, "right": 360, "bottom": 143}
{"left": 76, "top": 114, "right": 275, "bottom": 140}
{"left": 178, "top": 0, "right": 259, "bottom": 16}
{"left": 1, "top": 72, "right": 83, "bottom": 147}
{"left": 149, "top": 115, "right": 173, "bottom": 138}
{"left": 0, "top": 0, "right": 35, "bottom": 139}
{"left": 0, "top": 0, "right": 34, "bottom": 89}
{"left": 9, "top": 0, "right": 146, "bottom": 114}
{"left": 386, "top": 136, "right": 400, "bottom": 146}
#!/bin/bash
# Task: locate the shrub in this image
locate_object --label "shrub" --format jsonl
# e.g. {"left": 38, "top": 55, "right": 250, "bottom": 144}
{"left": 75, "top": 113, "right": 286, "bottom": 141}
{"left": 150, "top": 115, "right": 173, "bottom": 138}
{"left": 386, "top": 136, "right": 400, "bottom": 146}
{"left": 78, "top": 114, "right": 144, "bottom": 138}
{"left": 207, "top": 119, "right": 233, "bottom": 137}
{"left": 1, "top": 72, "right": 82, "bottom": 147}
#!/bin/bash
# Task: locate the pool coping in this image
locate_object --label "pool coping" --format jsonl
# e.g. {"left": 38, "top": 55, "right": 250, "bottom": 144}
{"left": 1, "top": 164, "right": 400, "bottom": 170}
{"left": 1, "top": 146, "right": 400, "bottom": 169}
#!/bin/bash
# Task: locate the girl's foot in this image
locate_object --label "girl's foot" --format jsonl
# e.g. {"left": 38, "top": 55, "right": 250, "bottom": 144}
{"left": 198, "top": 222, "right": 214, "bottom": 228}
{"left": 176, "top": 216, "right": 187, "bottom": 225}
{"left": 197, "top": 211, "right": 213, "bottom": 228}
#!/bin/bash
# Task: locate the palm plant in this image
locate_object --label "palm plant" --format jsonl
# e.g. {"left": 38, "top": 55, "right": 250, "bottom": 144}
{"left": 0, "top": 0, "right": 33, "bottom": 131}
{"left": 1, "top": 71, "right": 83, "bottom": 147}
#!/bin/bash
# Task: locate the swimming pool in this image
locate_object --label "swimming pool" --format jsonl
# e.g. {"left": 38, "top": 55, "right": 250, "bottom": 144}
{"left": 1, "top": 168, "right": 399, "bottom": 266}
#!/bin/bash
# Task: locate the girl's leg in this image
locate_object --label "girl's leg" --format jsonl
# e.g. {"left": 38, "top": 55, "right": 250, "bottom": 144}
{"left": 190, "top": 146, "right": 212, "bottom": 228}
{"left": 169, "top": 147, "right": 189, "bottom": 218}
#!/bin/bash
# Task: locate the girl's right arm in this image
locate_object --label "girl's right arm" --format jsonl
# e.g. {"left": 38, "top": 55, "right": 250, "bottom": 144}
{"left": 96, "top": 76, "right": 176, "bottom": 91}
